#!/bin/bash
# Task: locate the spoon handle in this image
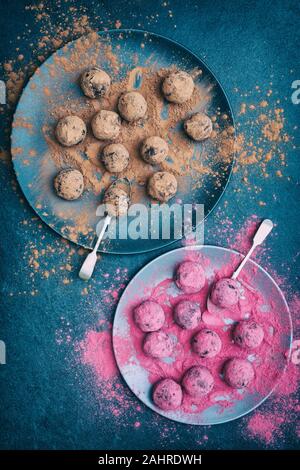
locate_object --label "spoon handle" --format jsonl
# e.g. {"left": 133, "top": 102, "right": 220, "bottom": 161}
{"left": 231, "top": 219, "right": 273, "bottom": 280}
{"left": 94, "top": 215, "right": 111, "bottom": 252}
{"left": 79, "top": 215, "right": 111, "bottom": 280}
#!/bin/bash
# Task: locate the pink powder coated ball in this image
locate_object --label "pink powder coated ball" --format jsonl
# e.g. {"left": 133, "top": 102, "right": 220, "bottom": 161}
{"left": 175, "top": 261, "right": 206, "bottom": 294}
{"left": 233, "top": 320, "right": 264, "bottom": 349}
{"left": 143, "top": 331, "right": 175, "bottom": 358}
{"left": 182, "top": 366, "right": 214, "bottom": 397}
{"left": 133, "top": 300, "right": 165, "bottom": 332}
{"left": 174, "top": 300, "right": 201, "bottom": 330}
{"left": 224, "top": 358, "right": 255, "bottom": 388}
{"left": 210, "top": 278, "right": 240, "bottom": 308}
{"left": 153, "top": 378, "right": 183, "bottom": 411}
{"left": 192, "top": 329, "right": 222, "bottom": 358}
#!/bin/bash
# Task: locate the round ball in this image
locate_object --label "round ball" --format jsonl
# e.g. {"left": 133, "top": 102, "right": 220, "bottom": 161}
{"left": 223, "top": 358, "right": 255, "bottom": 389}
{"left": 91, "top": 110, "right": 121, "bottom": 140}
{"left": 55, "top": 115, "right": 86, "bottom": 146}
{"left": 148, "top": 171, "right": 177, "bottom": 202}
{"left": 233, "top": 321, "right": 264, "bottom": 350}
{"left": 143, "top": 331, "right": 175, "bottom": 359}
{"left": 174, "top": 300, "right": 201, "bottom": 330}
{"left": 184, "top": 112, "right": 213, "bottom": 141}
{"left": 153, "top": 379, "right": 183, "bottom": 411}
{"left": 162, "top": 70, "right": 194, "bottom": 104}
{"left": 118, "top": 91, "right": 147, "bottom": 122}
{"left": 102, "top": 143, "right": 129, "bottom": 173}
{"left": 141, "top": 136, "right": 169, "bottom": 165}
{"left": 80, "top": 67, "right": 111, "bottom": 99}
{"left": 211, "top": 278, "right": 240, "bottom": 309}
{"left": 54, "top": 169, "right": 84, "bottom": 201}
{"left": 192, "top": 329, "right": 222, "bottom": 358}
{"left": 182, "top": 366, "right": 214, "bottom": 397}
{"left": 175, "top": 261, "right": 206, "bottom": 294}
{"left": 103, "top": 186, "right": 129, "bottom": 217}
{"left": 133, "top": 300, "right": 165, "bottom": 332}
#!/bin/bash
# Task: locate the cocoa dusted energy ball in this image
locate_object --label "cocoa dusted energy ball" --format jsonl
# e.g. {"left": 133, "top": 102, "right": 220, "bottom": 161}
{"left": 162, "top": 70, "right": 194, "bottom": 104}
{"left": 118, "top": 91, "right": 147, "bottom": 122}
{"left": 184, "top": 112, "right": 213, "bottom": 141}
{"left": 140, "top": 136, "right": 169, "bottom": 165}
{"left": 148, "top": 171, "right": 177, "bottom": 202}
{"left": 54, "top": 168, "right": 84, "bottom": 200}
{"left": 91, "top": 110, "right": 121, "bottom": 140}
{"left": 101, "top": 143, "right": 129, "bottom": 173}
{"left": 80, "top": 67, "right": 111, "bottom": 99}
{"left": 55, "top": 115, "right": 86, "bottom": 146}
{"left": 103, "top": 186, "right": 129, "bottom": 217}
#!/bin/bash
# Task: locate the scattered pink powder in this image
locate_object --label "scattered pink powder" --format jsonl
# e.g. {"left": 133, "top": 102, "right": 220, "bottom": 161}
{"left": 247, "top": 413, "right": 284, "bottom": 444}
{"left": 79, "top": 330, "right": 118, "bottom": 381}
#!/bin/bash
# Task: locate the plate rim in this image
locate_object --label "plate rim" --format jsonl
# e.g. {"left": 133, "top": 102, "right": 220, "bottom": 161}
{"left": 113, "top": 244, "right": 293, "bottom": 425}
{"left": 11, "top": 28, "right": 236, "bottom": 255}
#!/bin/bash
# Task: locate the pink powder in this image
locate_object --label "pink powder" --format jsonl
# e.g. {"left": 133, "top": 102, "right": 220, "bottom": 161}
{"left": 247, "top": 413, "right": 284, "bottom": 444}
{"left": 79, "top": 330, "right": 118, "bottom": 381}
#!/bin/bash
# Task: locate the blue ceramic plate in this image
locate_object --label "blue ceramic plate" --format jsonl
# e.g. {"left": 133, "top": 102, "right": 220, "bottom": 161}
{"left": 11, "top": 30, "right": 234, "bottom": 254}
{"left": 113, "top": 246, "right": 292, "bottom": 425}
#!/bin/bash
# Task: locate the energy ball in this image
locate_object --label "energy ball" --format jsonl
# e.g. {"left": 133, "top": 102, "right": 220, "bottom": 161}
{"left": 162, "top": 70, "right": 194, "bottom": 104}
{"left": 140, "top": 136, "right": 169, "bottom": 165}
{"left": 192, "top": 329, "right": 222, "bottom": 358}
{"left": 103, "top": 186, "right": 129, "bottom": 217}
{"left": 182, "top": 366, "right": 214, "bottom": 397}
{"left": 54, "top": 168, "right": 84, "bottom": 200}
{"left": 184, "top": 112, "right": 213, "bottom": 141}
{"left": 80, "top": 67, "right": 111, "bottom": 99}
{"left": 143, "top": 331, "right": 175, "bottom": 359}
{"left": 55, "top": 115, "right": 86, "bottom": 146}
{"left": 148, "top": 171, "right": 177, "bottom": 202}
{"left": 102, "top": 143, "right": 129, "bottom": 173}
{"left": 118, "top": 91, "right": 147, "bottom": 122}
{"left": 175, "top": 261, "right": 206, "bottom": 294}
{"left": 91, "top": 110, "right": 121, "bottom": 140}
{"left": 233, "top": 320, "right": 264, "bottom": 350}
{"left": 223, "top": 358, "right": 255, "bottom": 389}
{"left": 174, "top": 300, "right": 201, "bottom": 330}
{"left": 153, "top": 378, "right": 183, "bottom": 411}
{"left": 210, "top": 278, "right": 240, "bottom": 309}
{"left": 134, "top": 300, "right": 165, "bottom": 332}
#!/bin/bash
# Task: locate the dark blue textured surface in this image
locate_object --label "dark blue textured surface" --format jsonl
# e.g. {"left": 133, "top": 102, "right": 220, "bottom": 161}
{"left": 0, "top": 0, "right": 299, "bottom": 450}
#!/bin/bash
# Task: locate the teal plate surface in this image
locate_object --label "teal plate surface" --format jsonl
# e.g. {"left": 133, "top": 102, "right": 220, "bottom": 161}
{"left": 12, "top": 30, "right": 235, "bottom": 254}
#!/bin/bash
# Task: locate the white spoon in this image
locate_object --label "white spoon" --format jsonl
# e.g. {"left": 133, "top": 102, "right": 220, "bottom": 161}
{"left": 231, "top": 218, "right": 274, "bottom": 279}
{"left": 78, "top": 214, "right": 111, "bottom": 281}
{"left": 206, "top": 219, "right": 274, "bottom": 316}
{"left": 79, "top": 177, "right": 131, "bottom": 281}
